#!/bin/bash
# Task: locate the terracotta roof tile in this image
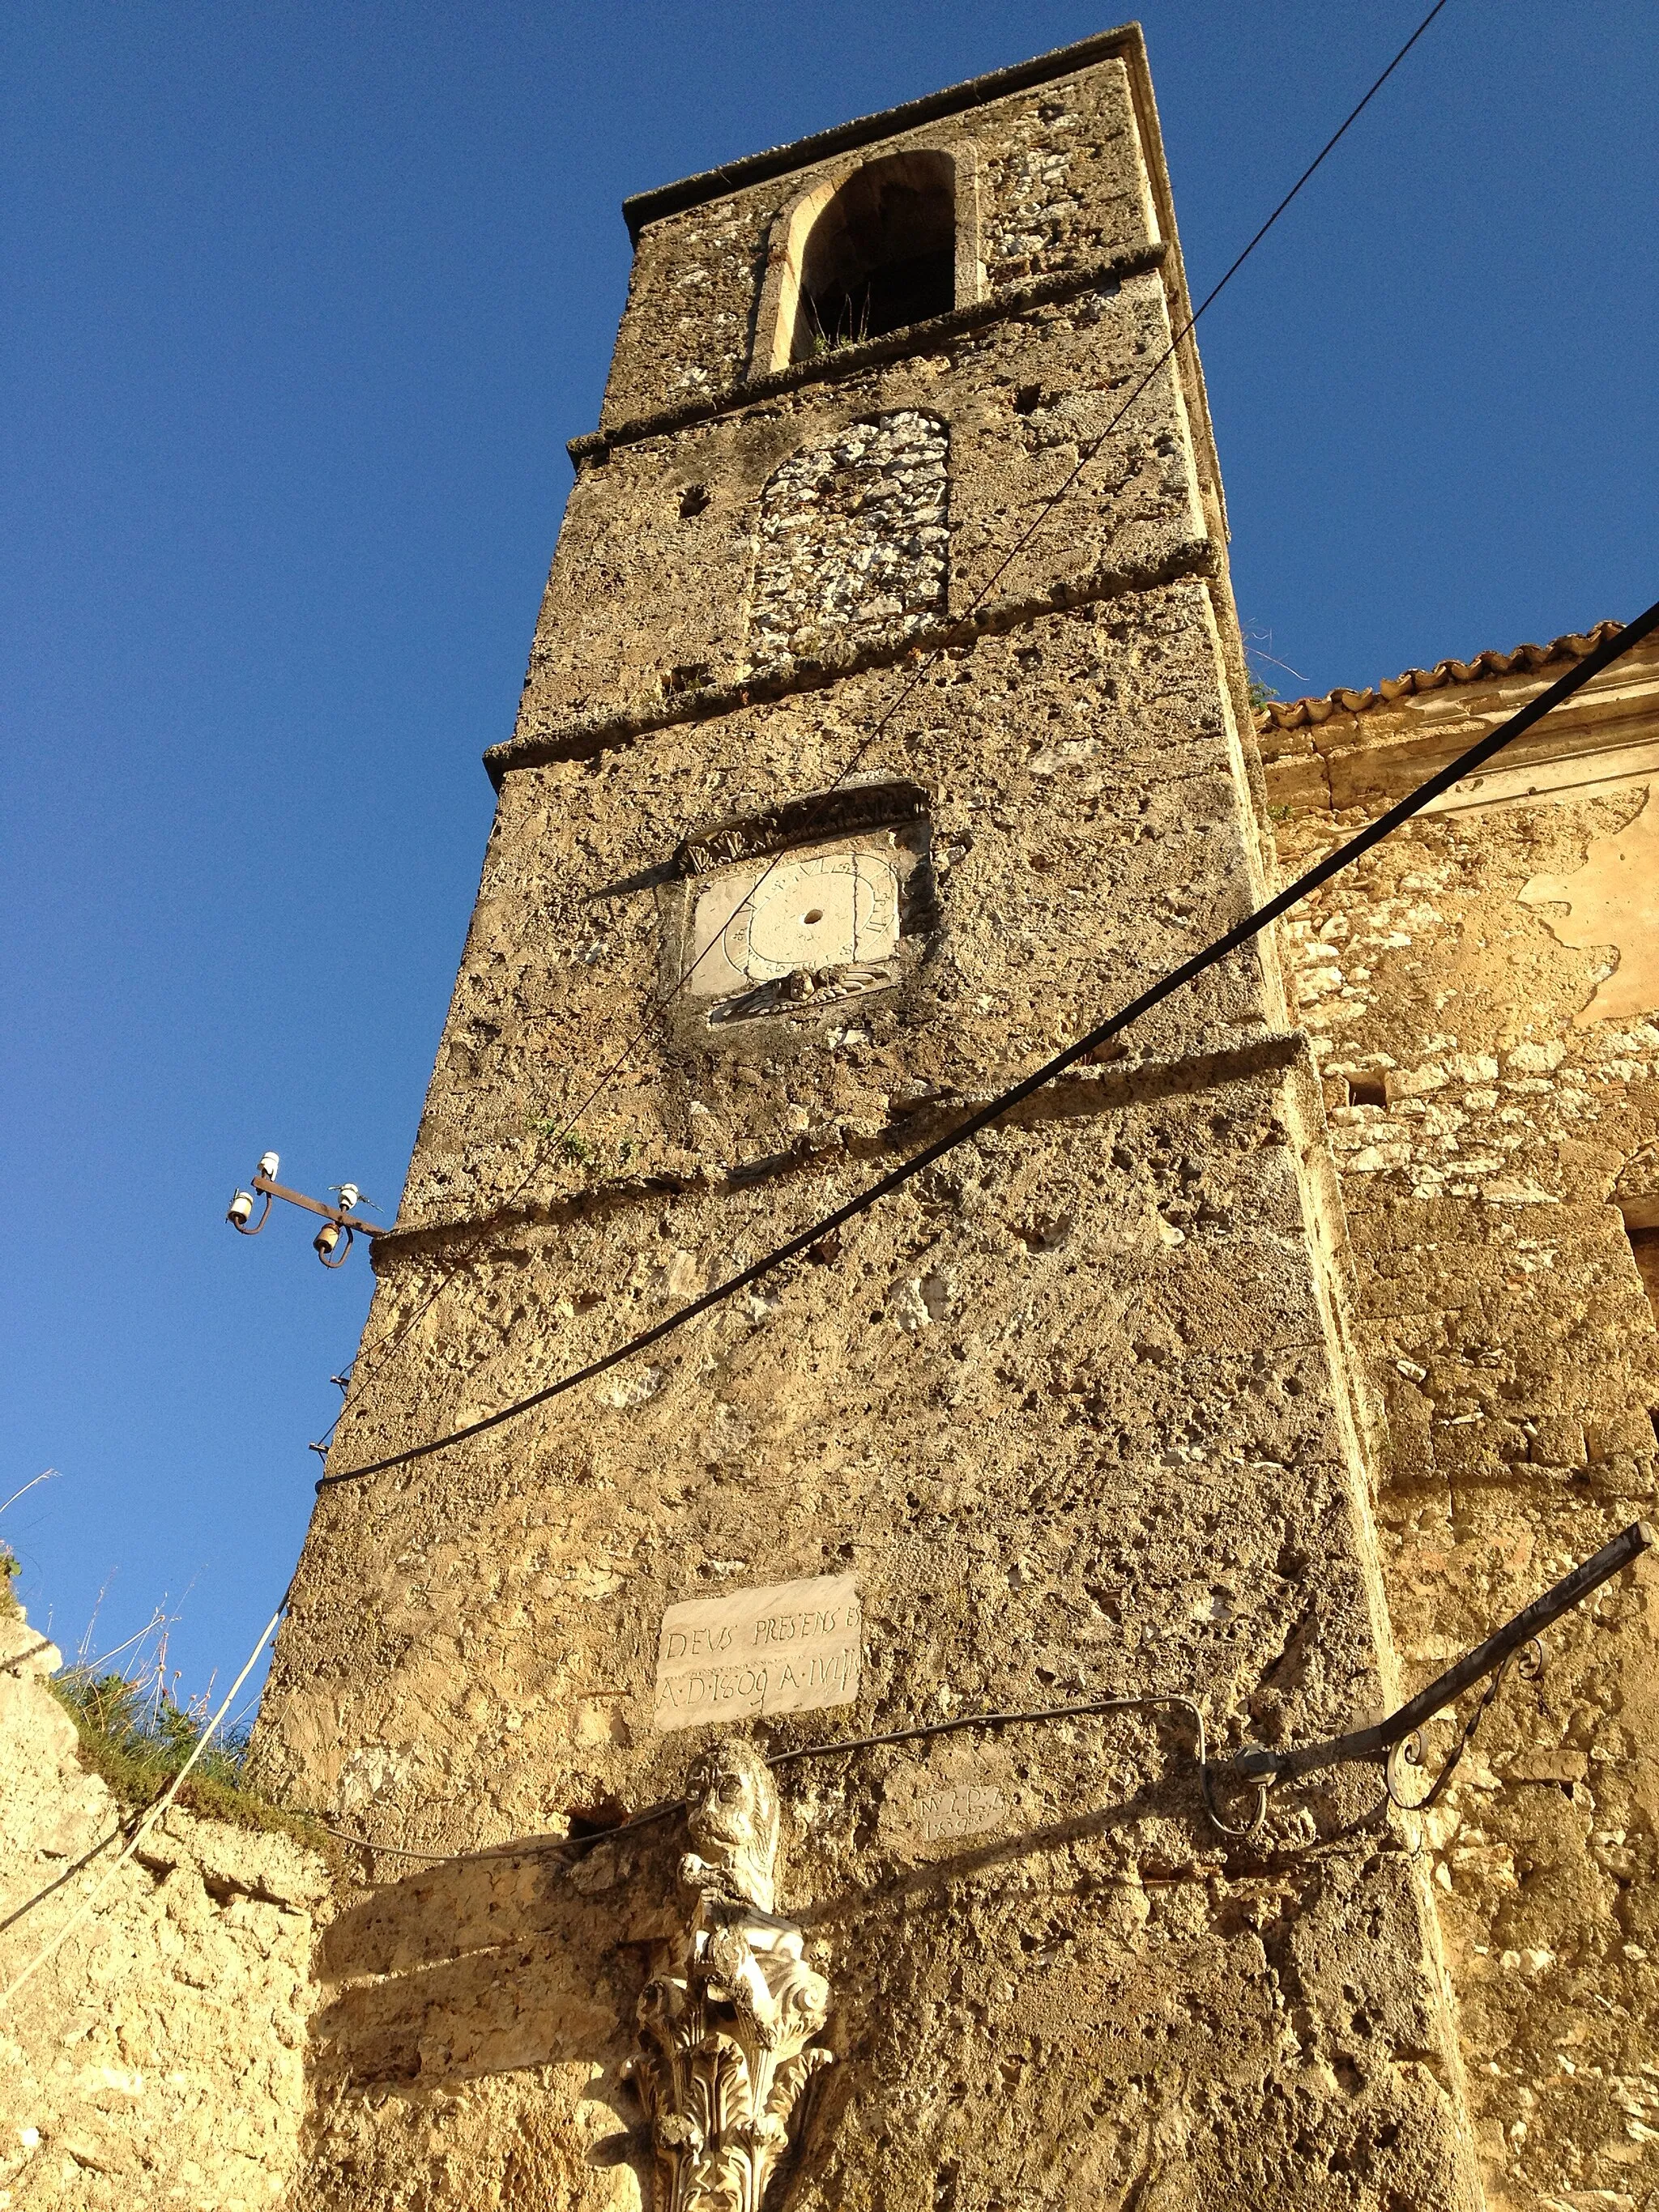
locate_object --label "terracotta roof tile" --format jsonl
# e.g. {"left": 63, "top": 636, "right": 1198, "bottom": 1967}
{"left": 1253, "top": 620, "right": 1625, "bottom": 734}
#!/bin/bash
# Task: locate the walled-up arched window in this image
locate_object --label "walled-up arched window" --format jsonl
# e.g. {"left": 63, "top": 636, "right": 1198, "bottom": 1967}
{"left": 792, "top": 151, "right": 957, "bottom": 360}
{"left": 748, "top": 411, "right": 949, "bottom": 663}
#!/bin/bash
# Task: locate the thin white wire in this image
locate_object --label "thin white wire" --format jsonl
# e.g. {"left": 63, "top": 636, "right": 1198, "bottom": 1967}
{"left": 0, "top": 1602, "right": 285, "bottom": 2010}
{"left": 0, "top": 1469, "right": 59, "bottom": 1520}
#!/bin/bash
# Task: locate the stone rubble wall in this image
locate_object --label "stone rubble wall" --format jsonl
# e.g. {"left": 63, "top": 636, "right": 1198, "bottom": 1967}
{"left": 748, "top": 410, "right": 949, "bottom": 663}
{"left": 1265, "top": 669, "right": 1659, "bottom": 2212}
{"left": 979, "top": 93, "right": 1090, "bottom": 279}
{"left": 0, "top": 1609, "right": 332, "bottom": 2211}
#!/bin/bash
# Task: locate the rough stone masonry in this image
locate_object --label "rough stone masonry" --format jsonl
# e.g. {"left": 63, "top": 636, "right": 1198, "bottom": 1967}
{"left": 1260, "top": 631, "right": 1659, "bottom": 2210}
{"left": 6, "top": 29, "right": 1657, "bottom": 2212}
{"left": 0, "top": 1605, "right": 330, "bottom": 2211}
{"left": 245, "top": 29, "right": 1504, "bottom": 2209}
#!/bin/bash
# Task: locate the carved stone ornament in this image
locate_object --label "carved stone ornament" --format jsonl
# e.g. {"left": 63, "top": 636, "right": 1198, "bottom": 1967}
{"left": 627, "top": 1737, "right": 833, "bottom": 2212}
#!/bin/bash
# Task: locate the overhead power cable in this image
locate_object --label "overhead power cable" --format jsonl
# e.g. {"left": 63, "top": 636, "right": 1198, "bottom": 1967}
{"left": 313, "top": 0, "right": 1454, "bottom": 1449}
{"left": 520, "top": 0, "right": 1456, "bottom": 1138}
{"left": 314, "top": 1691, "right": 1227, "bottom": 1871}
{"left": 317, "top": 593, "right": 1659, "bottom": 1494}
{"left": 281, "top": 1518, "right": 1656, "bottom": 1877}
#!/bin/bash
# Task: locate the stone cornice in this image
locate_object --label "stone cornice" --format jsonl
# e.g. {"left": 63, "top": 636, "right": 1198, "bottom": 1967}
{"left": 568, "top": 241, "right": 1169, "bottom": 467}
{"left": 1259, "top": 629, "right": 1659, "bottom": 816}
{"left": 620, "top": 26, "right": 1142, "bottom": 241}
{"left": 373, "top": 1028, "right": 1307, "bottom": 1267}
{"left": 484, "top": 535, "right": 1217, "bottom": 786}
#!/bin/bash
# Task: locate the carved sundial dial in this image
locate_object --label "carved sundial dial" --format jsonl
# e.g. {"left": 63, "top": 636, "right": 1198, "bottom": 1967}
{"left": 679, "top": 833, "right": 912, "bottom": 1021}
{"left": 718, "top": 850, "right": 898, "bottom": 981}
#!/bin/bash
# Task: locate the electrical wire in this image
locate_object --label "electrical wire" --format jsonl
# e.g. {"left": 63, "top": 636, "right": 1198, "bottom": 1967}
{"left": 0, "top": 1603, "right": 286, "bottom": 2008}
{"left": 10, "top": 1554, "right": 1601, "bottom": 1910}
{"left": 515, "top": 0, "right": 1455, "bottom": 1138}
{"left": 0, "top": 1822, "right": 128, "bottom": 1939}
{"left": 309, "top": 0, "right": 1453, "bottom": 1456}
{"left": 307, "top": 1688, "right": 1250, "bottom": 1875}
{"left": 317, "top": 594, "right": 1659, "bottom": 1494}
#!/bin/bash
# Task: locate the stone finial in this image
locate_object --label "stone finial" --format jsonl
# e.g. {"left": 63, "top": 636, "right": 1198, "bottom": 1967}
{"left": 628, "top": 1737, "right": 833, "bottom": 2211}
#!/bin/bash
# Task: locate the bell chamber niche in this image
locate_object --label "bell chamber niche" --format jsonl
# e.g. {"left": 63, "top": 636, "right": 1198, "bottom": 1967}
{"left": 792, "top": 150, "right": 958, "bottom": 357}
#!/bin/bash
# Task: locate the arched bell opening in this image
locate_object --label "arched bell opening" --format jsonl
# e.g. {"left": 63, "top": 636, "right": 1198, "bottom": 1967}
{"left": 791, "top": 150, "right": 957, "bottom": 360}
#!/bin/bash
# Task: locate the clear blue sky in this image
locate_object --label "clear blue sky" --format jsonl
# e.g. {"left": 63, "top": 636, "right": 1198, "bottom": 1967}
{"left": 3, "top": 2, "right": 1655, "bottom": 1711}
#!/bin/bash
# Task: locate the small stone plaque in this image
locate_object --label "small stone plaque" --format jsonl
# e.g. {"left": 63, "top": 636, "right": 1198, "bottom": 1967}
{"left": 911, "top": 1784, "right": 1005, "bottom": 1845}
{"left": 653, "top": 1575, "right": 861, "bottom": 1733}
{"left": 877, "top": 1747, "right": 1026, "bottom": 1862}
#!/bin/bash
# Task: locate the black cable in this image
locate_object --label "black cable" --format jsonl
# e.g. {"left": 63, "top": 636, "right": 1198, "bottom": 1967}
{"left": 309, "top": 2, "right": 1453, "bottom": 1454}
{"left": 318, "top": 594, "right": 1659, "bottom": 1494}
{"left": 313, "top": 1689, "right": 1235, "bottom": 1871}
{"left": 450, "top": 0, "right": 1456, "bottom": 1124}
{"left": 532, "top": 0, "right": 1456, "bottom": 1123}
{"left": 0, "top": 1821, "right": 128, "bottom": 1937}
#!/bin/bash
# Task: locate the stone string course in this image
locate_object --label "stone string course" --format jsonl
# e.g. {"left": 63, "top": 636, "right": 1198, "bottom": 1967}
{"left": 747, "top": 410, "right": 949, "bottom": 663}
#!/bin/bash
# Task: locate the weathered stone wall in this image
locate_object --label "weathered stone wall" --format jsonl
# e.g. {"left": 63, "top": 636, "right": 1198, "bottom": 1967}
{"left": 0, "top": 1609, "right": 331, "bottom": 2210}
{"left": 1262, "top": 638, "right": 1659, "bottom": 2210}
{"left": 274, "top": 1053, "right": 1486, "bottom": 2212}
{"left": 261, "top": 31, "right": 1485, "bottom": 2211}
{"left": 515, "top": 267, "right": 1205, "bottom": 737}
{"left": 979, "top": 85, "right": 1134, "bottom": 281}
{"left": 382, "top": 585, "right": 1275, "bottom": 1237}
{"left": 599, "top": 55, "right": 1155, "bottom": 425}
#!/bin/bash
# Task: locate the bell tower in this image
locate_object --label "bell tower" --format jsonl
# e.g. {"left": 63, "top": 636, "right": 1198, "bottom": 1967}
{"left": 267, "top": 31, "right": 1484, "bottom": 2209}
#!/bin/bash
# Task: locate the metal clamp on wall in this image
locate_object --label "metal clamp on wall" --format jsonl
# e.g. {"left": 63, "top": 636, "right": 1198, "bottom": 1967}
{"left": 1222, "top": 1519, "right": 1655, "bottom": 1828}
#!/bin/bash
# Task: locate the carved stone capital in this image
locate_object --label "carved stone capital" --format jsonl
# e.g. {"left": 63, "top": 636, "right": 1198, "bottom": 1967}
{"left": 628, "top": 1739, "right": 832, "bottom": 2212}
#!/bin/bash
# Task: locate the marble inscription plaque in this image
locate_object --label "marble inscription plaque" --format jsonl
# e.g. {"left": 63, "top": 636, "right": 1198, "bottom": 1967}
{"left": 654, "top": 1574, "right": 861, "bottom": 1733}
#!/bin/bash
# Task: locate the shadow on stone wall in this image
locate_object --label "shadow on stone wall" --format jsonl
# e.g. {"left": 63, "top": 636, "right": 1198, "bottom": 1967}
{"left": 295, "top": 1752, "right": 1469, "bottom": 2211}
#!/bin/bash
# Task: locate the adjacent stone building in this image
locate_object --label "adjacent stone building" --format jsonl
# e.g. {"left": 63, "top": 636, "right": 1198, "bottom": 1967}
{"left": 2, "top": 24, "right": 1654, "bottom": 2212}
{"left": 0, "top": 1606, "right": 330, "bottom": 2210}
{"left": 1260, "top": 629, "right": 1659, "bottom": 2206}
